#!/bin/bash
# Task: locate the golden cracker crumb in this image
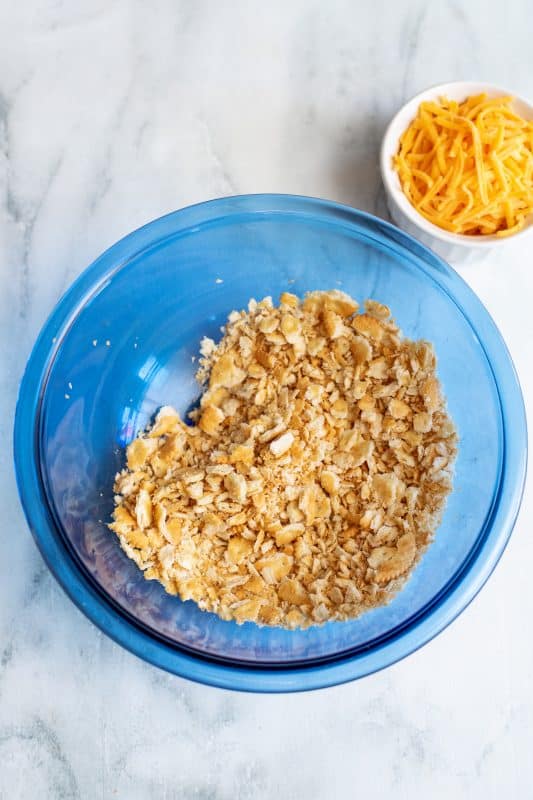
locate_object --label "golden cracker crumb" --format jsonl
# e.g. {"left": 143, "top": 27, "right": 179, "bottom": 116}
{"left": 110, "top": 291, "right": 457, "bottom": 629}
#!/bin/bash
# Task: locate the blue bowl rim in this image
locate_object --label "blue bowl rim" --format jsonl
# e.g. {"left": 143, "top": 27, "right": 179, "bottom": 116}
{"left": 13, "top": 193, "right": 527, "bottom": 693}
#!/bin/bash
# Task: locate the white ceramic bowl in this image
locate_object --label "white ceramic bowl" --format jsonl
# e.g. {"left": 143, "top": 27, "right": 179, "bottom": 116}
{"left": 380, "top": 81, "right": 533, "bottom": 265}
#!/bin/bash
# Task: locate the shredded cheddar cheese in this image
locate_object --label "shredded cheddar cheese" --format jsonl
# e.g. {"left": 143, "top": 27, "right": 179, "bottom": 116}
{"left": 394, "top": 94, "right": 533, "bottom": 237}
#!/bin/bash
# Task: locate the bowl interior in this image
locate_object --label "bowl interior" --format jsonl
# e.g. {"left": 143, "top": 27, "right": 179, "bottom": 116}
{"left": 38, "top": 200, "right": 503, "bottom": 666}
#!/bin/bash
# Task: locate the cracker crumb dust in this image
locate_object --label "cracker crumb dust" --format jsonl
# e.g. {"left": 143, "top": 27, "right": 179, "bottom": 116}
{"left": 110, "top": 290, "right": 457, "bottom": 629}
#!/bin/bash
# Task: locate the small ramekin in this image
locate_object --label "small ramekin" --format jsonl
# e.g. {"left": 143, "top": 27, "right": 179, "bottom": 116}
{"left": 380, "top": 81, "right": 533, "bottom": 265}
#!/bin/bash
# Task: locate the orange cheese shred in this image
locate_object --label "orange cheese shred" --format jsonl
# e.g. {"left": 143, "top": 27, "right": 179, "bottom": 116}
{"left": 394, "top": 94, "right": 533, "bottom": 236}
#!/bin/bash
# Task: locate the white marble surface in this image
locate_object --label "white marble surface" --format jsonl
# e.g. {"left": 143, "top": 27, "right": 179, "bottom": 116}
{"left": 1, "top": 1, "right": 532, "bottom": 797}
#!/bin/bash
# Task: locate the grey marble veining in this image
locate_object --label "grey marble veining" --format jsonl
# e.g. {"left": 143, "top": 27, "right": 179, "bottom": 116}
{"left": 1, "top": 1, "right": 532, "bottom": 797}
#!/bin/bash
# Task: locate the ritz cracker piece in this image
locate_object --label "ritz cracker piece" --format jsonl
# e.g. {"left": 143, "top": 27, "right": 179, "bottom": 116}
{"left": 110, "top": 291, "right": 457, "bottom": 629}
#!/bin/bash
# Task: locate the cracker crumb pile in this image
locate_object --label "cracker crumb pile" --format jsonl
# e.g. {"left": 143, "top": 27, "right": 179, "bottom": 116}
{"left": 110, "top": 291, "right": 457, "bottom": 628}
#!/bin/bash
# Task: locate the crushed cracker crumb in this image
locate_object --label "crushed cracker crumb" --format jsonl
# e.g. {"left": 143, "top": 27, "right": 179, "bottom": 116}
{"left": 110, "top": 291, "right": 457, "bottom": 629}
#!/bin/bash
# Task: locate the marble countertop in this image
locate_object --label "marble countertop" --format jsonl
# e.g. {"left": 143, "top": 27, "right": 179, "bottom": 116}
{"left": 1, "top": 1, "right": 532, "bottom": 797}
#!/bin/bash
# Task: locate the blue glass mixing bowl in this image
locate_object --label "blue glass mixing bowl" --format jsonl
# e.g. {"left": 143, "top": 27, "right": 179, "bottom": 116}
{"left": 14, "top": 195, "right": 526, "bottom": 692}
